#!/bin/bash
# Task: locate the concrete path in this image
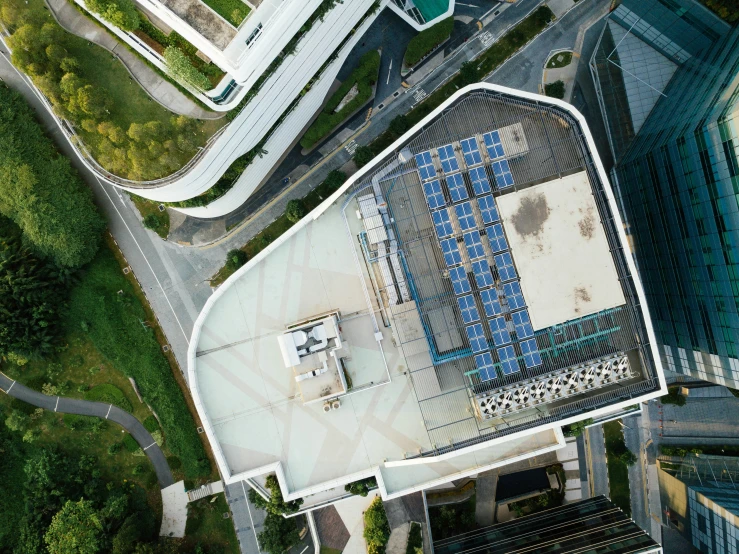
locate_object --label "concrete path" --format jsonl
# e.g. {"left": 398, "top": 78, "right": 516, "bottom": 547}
{"left": 46, "top": 0, "right": 220, "bottom": 120}
{"left": 0, "top": 371, "right": 175, "bottom": 489}
{"left": 161, "top": 481, "right": 189, "bottom": 537}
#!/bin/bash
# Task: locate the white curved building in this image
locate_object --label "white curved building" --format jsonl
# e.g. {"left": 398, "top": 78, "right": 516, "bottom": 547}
{"left": 187, "top": 84, "right": 666, "bottom": 507}
{"left": 66, "top": 0, "right": 455, "bottom": 217}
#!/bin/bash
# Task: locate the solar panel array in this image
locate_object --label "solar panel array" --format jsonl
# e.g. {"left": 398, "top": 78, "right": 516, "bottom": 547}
{"left": 414, "top": 132, "right": 542, "bottom": 383}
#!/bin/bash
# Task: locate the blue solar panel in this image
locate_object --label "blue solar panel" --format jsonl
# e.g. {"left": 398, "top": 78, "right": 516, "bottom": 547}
{"left": 449, "top": 266, "right": 471, "bottom": 294}
{"left": 432, "top": 209, "right": 454, "bottom": 239}
{"left": 472, "top": 259, "right": 494, "bottom": 288}
{"left": 488, "top": 316, "right": 511, "bottom": 346}
{"left": 494, "top": 252, "right": 517, "bottom": 281}
{"left": 437, "top": 144, "right": 459, "bottom": 173}
{"left": 487, "top": 223, "right": 508, "bottom": 253}
{"left": 511, "top": 309, "right": 534, "bottom": 339}
{"left": 503, "top": 281, "right": 525, "bottom": 310}
{"left": 454, "top": 202, "right": 476, "bottom": 231}
{"left": 477, "top": 195, "right": 499, "bottom": 225}
{"left": 457, "top": 295, "right": 480, "bottom": 324}
{"left": 466, "top": 324, "right": 487, "bottom": 353}
{"left": 475, "top": 352, "right": 496, "bottom": 381}
{"left": 492, "top": 159, "right": 514, "bottom": 188}
{"left": 521, "top": 338, "right": 543, "bottom": 368}
{"left": 469, "top": 167, "right": 491, "bottom": 195}
{"left": 483, "top": 131, "right": 505, "bottom": 159}
{"left": 464, "top": 231, "right": 485, "bottom": 260}
{"left": 440, "top": 238, "right": 461, "bottom": 267}
{"left": 415, "top": 151, "right": 436, "bottom": 180}
{"left": 497, "top": 345, "right": 520, "bottom": 375}
{"left": 460, "top": 137, "right": 483, "bottom": 166}
{"left": 422, "top": 180, "right": 445, "bottom": 210}
{"left": 480, "top": 288, "right": 503, "bottom": 317}
{"left": 446, "top": 173, "right": 468, "bottom": 203}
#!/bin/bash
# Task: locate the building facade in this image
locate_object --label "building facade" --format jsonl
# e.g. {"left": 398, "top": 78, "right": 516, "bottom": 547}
{"left": 659, "top": 454, "right": 739, "bottom": 553}
{"left": 591, "top": 0, "right": 739, "bottom": 388}
{"left": 433, "top": 495, "right": 662, "bottom": 554}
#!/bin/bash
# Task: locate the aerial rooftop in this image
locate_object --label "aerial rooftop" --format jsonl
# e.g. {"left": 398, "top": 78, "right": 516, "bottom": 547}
{"left": 188, "top": 84, "right": 665, "bottom": 504}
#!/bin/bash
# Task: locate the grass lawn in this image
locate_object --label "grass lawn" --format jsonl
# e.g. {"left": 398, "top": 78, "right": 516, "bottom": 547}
{"left": 183, "top": 493, "right": 240, "bottom": 553}
{"left": 202, "top": 0, "right": 251, "bottom": 26}
{"left": 603, "top": 421, "right": 631, "bottom": 515}
{"left": 320, "top": 548, "right": 343, "bottom": 554}
{"left": 130, "top": 194, "right": 170, "bottom": 239}
{"left": 546, "top": 50, "right": 572, "bottom": 68}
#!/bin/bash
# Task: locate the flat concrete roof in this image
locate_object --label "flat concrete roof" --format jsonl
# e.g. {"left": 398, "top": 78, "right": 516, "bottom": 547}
{"left": 497, "top": 172, "right": 626, "bottom": 331}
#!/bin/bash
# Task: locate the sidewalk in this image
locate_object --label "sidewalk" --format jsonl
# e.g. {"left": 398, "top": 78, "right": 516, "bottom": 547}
{"left": 46, "top": 0, "right": 220, "bottom": 120}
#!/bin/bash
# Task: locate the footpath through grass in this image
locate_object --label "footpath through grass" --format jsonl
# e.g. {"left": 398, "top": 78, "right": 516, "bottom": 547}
{"left": 603, "top": 421, "right": 631, "bottom": 515}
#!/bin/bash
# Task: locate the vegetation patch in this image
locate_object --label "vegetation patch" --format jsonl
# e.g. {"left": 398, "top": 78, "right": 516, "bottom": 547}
{"left": 428, "top": 494, "right": 476, "bottom": 540}
{"left": 562, "top": 418, "right": 593, "bottom": 437}
{"left": 364, "top": 497, "right": 391, "bottom": 554}
{"left": 603, "top": 421, "right": 632, "bottom": 515}
{"left": 403, "top": 17, "right": 454, "bottom": 67}
{"left": 546, "top": 50, "right": 572, "bottom": 68}
{"left": 345, "top": 477, "right": 377, "bottom": 497}
{"left": 544, "top": 80, "right": 565, "bottom": 99}
{"left": 661, "top": 386, "right": 686, "bottom": 406}
{"left": 209, "top": 170, "right": 346, "bottom": 286}
{"left": 406, "top": 521, "right": 423, "bottom": 554}
{"left": 300, "top": 50, "right": 381, "bottom": 149}
{"left": 130, "top": 195, "right": 170, "bottom": 239}
{"left": 1, "top": 0, "right": 222, "bottom": 181}
{"left": 699, "top": 0, "right": 739, "bottom": 23}
{"left": 201, "top": 0, "right": 251, "bottom": 27}
{"left": 248, "top": 475, "right": 303, "bottom": 554}
{"left": 84, "top": 384, "right": 133, "bottom": 412}
{"left": 183, "top": 493, "right": 240, "bottom": 553}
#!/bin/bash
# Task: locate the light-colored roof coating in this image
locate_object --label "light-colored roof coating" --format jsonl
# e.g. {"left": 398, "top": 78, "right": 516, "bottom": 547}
{"left": 497, "top": 172, "right": 626, "bottom": 331}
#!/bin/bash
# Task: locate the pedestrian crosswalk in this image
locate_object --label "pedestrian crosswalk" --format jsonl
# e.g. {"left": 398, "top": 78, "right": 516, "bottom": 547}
{"left": 413, "top": 88, "right": 427, "bottom": 103}
{"left": 344, "top": 140, "right": 358, "bottom": 155}
{"left": 480, "top": 31, "right": 494, "bottom": 48}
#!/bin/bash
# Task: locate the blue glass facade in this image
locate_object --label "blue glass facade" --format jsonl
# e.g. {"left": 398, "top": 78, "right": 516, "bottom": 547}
{"left": 594, "top": 0, "right": 739, "bottom": 387}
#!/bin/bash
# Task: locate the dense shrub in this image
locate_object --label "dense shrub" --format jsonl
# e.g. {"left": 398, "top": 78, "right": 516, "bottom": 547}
{"left": 300, "top": 51, "right": 381, "bottom": 149}
{"left": 225, "top": 249, "right": 248, "bottom": 271}
{"left": 163, "top": 46, "right": 212, "bottom": 91}
{"left": 345, "top": 477, "right": 376, "bottom": 497}
{"left": 364, "top": 497, "right": 390, "bottom": 554}
{"left": 86, "top": 0, "right": 139, "bottom": 31}
{"left": 285, "top": 199, "right": 306, "bottom": 223}
{"left": 84, "top": 384, "right": 133, "bottom": 412}
{"left": 353, "top": 145, "right": 374, "bottom": 168}
{"left": 122, "top": 433, "right": 139, "bottom": 453}
{"left": 403, "top": 17, "right": 454, "bottom": 67}
{"left": 143, "top": 416, "right": 160, "bottom": 433}
{"left": 66, "top": 248, "right": 210, "bottom": 477}
{"left": 0, "top": 86, "right": 104, "bottom": 268}
{"left": 544, "top": 80, "right": 565, "bottom": 99}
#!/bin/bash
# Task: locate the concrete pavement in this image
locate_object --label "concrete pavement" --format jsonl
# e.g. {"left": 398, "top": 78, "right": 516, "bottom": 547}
{"left": 0, "top": 371, "right": 174, "bottom": 488}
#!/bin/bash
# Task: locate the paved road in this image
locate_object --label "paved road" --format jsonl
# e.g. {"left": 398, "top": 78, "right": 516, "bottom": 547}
{"left": 584, "top": 425, "right": 609, "bottom": 498}
{"left": 0, "top": 371, "right": 174, "bottom": 488}
{"left": 622, "top": 416, "right": 650, "bottom": 535}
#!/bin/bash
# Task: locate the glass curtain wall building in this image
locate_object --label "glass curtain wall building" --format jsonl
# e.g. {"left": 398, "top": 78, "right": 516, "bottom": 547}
{"left": 591, "top": 0, "right": 739, "bottom": 387}
{"left": 433, "top": 496, "right": 662, "bottom": 554}
{"left": 658, "top": 454, "right": 739, "bottom": 553}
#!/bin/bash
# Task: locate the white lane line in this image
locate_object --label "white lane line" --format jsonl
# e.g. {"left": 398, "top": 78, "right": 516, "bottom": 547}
{"left": 106, "top": 404, "right": 113, "bottom": 419}
{"left": 93, "top": 178, "right": 190, "bottom": 345}
{"left": 55, "top": 397, "right": 60, "bottom": 412}
{"left": 457, "top": 2, "right": 479, "bottom": 6}
{"left": 386, "top": 59, "right": 393, "bottom": 85}
{"left": 143, "top": 442, "right": 157, "bottom": 451}
{"left": 299, "top": 546, "right": 309, "bottom": 554}
{"left": 6, "top": 380, "right": 15, "bottom": 393}
{"left": 242, "top": 481, "right": 261, "bottom": 553}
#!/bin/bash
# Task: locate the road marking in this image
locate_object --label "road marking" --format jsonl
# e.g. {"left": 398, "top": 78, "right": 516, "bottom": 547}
{"left": 106, "top": 404, "right": 113, "bottom": 419}
{"left": 479, "top": 31, "right": 495, "bottom": 48}
{"left": 6, "top": 380, "right": 15, "bottom": 393}
{"left": 143, "top": 442, "right": 157, "bottom": 450}
{"left": 413, "top": 88, "right": 427, "bottom": 103}
{"left": 55, "top": 397, "right": 60, "bottom": 412}
{"left": 242, "top": 481, "right": 261, "bottom": 553}
{"left": 344, "top": 140, "right": 358, "bottom": 155}
{"left": 299, "top": 546, "right": 309, "bottom": 554}
{"left": 456, "top": 2, "right": 478, "bottom": 6}
{"left": 93, "top": 178, "right": 190, "bottom": 345}
{"left": 386, "top": 59, "right": 393, "bottom": 85}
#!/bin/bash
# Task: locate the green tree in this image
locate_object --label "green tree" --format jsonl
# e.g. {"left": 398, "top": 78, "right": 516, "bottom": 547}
{"left": 163, "top": 47, "right": 211, "bottom": 91}
{"left": 0, "top": 231, "right": 69, "bottom": 358}
{"left": 285, "top": 199, "right": 306, "bottom": 223}
{"left": 5, "top": 409, "right": 30, "bottom": 432}
{"left": 544, "top": 80, "right": 565, "bottom": 99}
{"left": 77, "top": 85, "right": 111, "bottom": 118}
{"left": 389, "top": 115, "right": 410, "bottom": 137}
{"left": 247, "top": 475, "right": 302, "bottom": 515}
{"left": 45, "top": 499, "right": 105, "bottom": 554}
{"left": 353, "top": 145, "right": 374, "bottom": 168}
{"left": 225, "top": 249, "right": 248, "bottom": 271}
{"left": 363, "top": 497, "right": 390, "bottom": 552}
{"left": 258, "top": 513, "right": 300, "bottom": 554}
{"left": 345, "top": 477, "right": 376, "bottom": 497}
{"left": 459, "top": 61, "right": 480, "bottom": 85}
{"left": 0, "top": 85, "right": 105, "bottom": 268}
{"left": 620, "top": 449, "right": 638, "bottom": 466}
{"left": 86, "top": 0, "right": 139, "bottom": 31}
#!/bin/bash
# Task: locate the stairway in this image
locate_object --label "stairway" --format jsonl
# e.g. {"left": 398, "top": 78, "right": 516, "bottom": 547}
{"left": 186, "top": 480, "right": 224, "bottom": 502}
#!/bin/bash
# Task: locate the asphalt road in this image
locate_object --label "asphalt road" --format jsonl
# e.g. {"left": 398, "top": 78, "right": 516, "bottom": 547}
{"left": 585, "top": 425, "right": 610, "bottom": 498}
{"left": 0, "top": 371, "right": 174, "bottom": 488}
{"left": 622, "top": 416, "right": 650, "bottom": 534}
